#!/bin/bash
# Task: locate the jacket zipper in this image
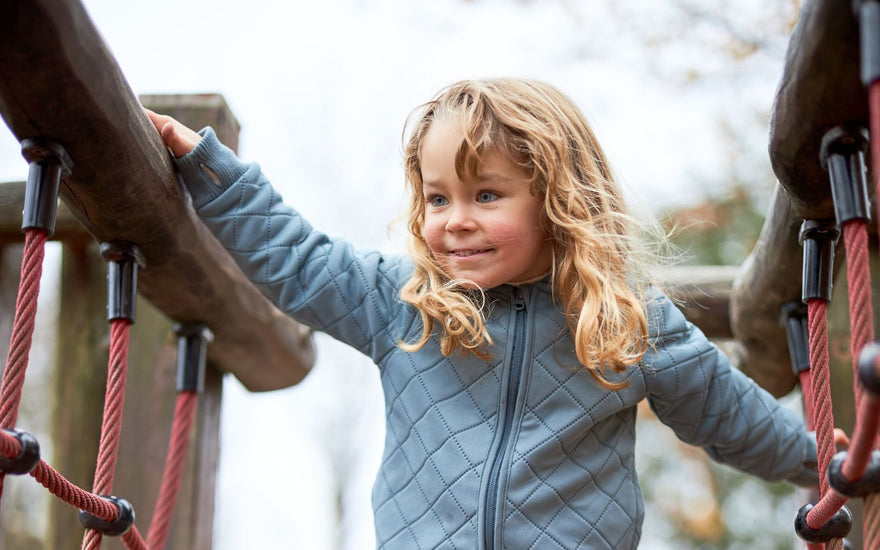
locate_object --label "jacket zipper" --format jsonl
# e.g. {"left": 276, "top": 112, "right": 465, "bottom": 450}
{"left": 483, "top": 286, "right": 527, "bottom": 550}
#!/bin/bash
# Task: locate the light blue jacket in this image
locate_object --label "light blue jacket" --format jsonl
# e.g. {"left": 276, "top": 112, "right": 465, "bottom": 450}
{"left": 175, "top": 128, "right": 817, "bottom": 550}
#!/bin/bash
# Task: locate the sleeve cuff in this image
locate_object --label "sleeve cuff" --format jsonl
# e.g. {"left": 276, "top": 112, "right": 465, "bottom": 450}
{"left": 174, "top": 127, "right": 251, "bottom": 209}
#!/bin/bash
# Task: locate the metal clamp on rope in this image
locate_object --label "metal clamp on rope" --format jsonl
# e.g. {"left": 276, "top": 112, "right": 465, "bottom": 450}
{"left": 78, "top": 495, "right": 135, "bottom": 537}
{"left": 174, "top": 323, "right": 214, "bottom": 393}
{"left": 799, "top": 220, "right": 839, "bottom": 303}
{"left": 100, "top": 242, "right": 146, "bottom": 323}
{"left": 828, "top": 450, "right": 880, "bottom": 497}
{"left": 20, "top": 138, "right": 72, "bottom": 237}
{"left": 794, "top": 503, "right": 853, "bottom": 543}
{"left": 820, "top": 125, "right": 870, "bottom": 225}
{"left": 0, "top": 428, "right": 40, "bottom": 475}
{"left": 854, "top": 0, "right": 880, "bottom": 85}
{"left": 858, "top": 343, "right": 880, "bottom": 397}
{"left": 780, "top": 302, "right": 810, "bottom": 375}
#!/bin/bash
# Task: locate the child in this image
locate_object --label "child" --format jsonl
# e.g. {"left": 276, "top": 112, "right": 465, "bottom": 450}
{"left": 147, "top": 78, "right": 817, "bottom": 550}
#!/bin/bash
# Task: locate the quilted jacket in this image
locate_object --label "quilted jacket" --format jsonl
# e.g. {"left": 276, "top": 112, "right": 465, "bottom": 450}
{"left": 174, "top": 128, "right": 818, "bottom": 550}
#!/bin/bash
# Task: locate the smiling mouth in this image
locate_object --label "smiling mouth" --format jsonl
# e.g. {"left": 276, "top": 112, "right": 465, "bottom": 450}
{"left": 450, "top": 249, "right": 493, "bottom": 258}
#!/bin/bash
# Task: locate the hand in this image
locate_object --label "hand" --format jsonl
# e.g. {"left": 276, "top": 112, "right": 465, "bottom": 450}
{"left": 145, "top": 108, "right": 202, "bottom": 157}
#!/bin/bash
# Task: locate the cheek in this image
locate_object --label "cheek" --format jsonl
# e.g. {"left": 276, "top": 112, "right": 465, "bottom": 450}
{"left": 490, "top": 220, "right": 537, "bottom": 245}
{"left": 422, "top": 216, "right": 444, "bottom": 252}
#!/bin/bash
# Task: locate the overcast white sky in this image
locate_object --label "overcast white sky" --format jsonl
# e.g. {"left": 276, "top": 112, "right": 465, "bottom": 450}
{"left": 0, "top": 1, "right": 797, "bottom": 548}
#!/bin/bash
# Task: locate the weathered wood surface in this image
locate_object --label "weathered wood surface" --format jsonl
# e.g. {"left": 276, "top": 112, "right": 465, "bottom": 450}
{"left": 731, "top": 0, "right": 867, "bottom": 397}
{"left": 0, "top": 0, "right": 314, "bottom": 391}
{"left": 653, "top": 265, "right": 738, "bottom": 340}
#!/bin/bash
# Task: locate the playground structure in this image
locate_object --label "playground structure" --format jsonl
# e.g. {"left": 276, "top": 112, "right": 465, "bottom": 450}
{"left": 0, "top": 0, "right": 879, "bottom": 548}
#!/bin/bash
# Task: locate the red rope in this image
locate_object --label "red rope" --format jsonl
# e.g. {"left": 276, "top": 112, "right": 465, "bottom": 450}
{"left": 843, "top": 222, "right": 875, "bottom": 404}
{"left": 82, "top": 318, "right": 132, "bottom": 550}
{"left": 0, "top": 229, "right": 48, "bottom": 428}
{"left": 865, "top": 76, "right": 880, "bottom": 550}
{"left": 842, "top": 220, "right": 880, "bottom": 546}
{"left": 804, "top": 298, "right": 847, "bottom": 550}
{"left": 807, "top": 299, "right": 837, "bottom": 497}
{"left": 803, "top": 217, "right": 880, "bottom": 545}
{"left": 0, "top": 229, "right": 48, "bottom": 499}
{"left": 146, "top": 391, "right": 198, "bottom": 549}
{"left": 123, "top": 525, "right": 150, "bottom": 550}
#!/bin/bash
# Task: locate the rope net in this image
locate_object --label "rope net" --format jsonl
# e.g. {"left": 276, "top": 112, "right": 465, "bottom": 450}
{"left": 0, "top": 228, "right": 205, "bottom": 548}
{"left": 794, "top": 50, "right": 880, "bottom": 546}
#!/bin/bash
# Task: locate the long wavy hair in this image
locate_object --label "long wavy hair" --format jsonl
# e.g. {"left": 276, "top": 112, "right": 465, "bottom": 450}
{"left": 400, "top": 78, "right": 655, "bottom": 389}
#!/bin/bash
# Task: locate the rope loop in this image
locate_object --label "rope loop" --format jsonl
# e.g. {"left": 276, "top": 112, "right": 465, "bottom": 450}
{"left": 796, "top": 503, "right": 853, "bottom": 543}
{"left": 829, "top": 450, "right": 880, "bottom": 497}
{"left": 859, "top": 342, "right": 880, "bottom": 396}
{"left": 0, "top": 428, "right": 40, "bottom": 475}
{"left": 78, "top": 495, "right": 135, "bottom": 537}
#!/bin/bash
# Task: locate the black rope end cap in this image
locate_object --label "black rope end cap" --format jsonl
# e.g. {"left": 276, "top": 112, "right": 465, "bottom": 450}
{"left": 829, "top": 450, "right": 880, "bottom": 497}
{"left": 79, "top": 495, "right": 135, "bottom": 537}
{"left": 859, "top": 343, "right": 880, "bottom": 396}
{"left": 795, "top": 503, "right": 853, "bottom": 543}
{"left": 0, "top": 429, "right": 40, "bottom": 475}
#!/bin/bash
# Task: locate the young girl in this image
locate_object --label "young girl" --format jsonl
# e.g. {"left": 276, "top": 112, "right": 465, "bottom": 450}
{"left": 147, "top": 78, "right": 817, "bottom": 550}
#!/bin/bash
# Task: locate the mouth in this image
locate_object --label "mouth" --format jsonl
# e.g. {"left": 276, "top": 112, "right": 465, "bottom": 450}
{"left": 449, "top": 248, "right": 493, "bottom": 258}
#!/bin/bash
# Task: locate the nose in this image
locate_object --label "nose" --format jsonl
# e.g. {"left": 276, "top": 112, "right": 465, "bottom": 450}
{"left": 445, "top": 203, "right": 477, "bottom": 232}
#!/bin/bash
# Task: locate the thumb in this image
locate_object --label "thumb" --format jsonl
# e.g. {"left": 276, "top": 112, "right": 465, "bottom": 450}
{"left": 144, "top": 108, "right": 201, "bottom": 157}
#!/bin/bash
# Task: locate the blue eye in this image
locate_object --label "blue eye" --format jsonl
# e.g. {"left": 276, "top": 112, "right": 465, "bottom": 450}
{"left": 477, "top": 191, "right": 498, "bottom": 203}
{"left": 427, "top": 195, "right": 448, "bottom": 207}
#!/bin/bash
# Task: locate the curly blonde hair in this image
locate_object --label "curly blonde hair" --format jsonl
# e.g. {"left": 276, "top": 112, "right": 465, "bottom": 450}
{"left": 400, "top": 78, "right": 654, "bottom": 389}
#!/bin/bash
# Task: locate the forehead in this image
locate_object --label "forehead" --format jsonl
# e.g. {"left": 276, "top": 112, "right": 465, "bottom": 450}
{"left": 420, "top": 117, "right": 463, "bottom": 172}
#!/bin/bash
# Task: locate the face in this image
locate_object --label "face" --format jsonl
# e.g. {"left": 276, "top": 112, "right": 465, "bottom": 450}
{"left": 419, "top": 118, "right": 553, "bottom": 289}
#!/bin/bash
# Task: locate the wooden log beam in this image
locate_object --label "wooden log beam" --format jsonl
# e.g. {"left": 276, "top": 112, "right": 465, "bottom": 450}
{"left": 0, "top": 180, "right": 86, "bottom": 245}
{"left": 768, "top": 0, "right": 867, "bottom": 217}
{"left": 731, "top": 188, "right": 809, "bottom": 397}
{"left": 731, "top": 0, "right": 866, "bottom": 397}
{"left": 0, "top": 0, "right": 314, "bottom": 391}
{"left": 652, "top": 265, "right": 737, "bottom": 340}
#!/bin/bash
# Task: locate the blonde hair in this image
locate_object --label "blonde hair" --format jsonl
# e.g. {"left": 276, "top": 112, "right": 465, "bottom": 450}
{"left": 400, "top": 78, "right": 654, "bottom": 389}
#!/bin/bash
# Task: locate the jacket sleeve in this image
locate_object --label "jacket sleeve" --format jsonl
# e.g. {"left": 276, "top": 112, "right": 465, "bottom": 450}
{"left": 642, "top": 292, "right": 818, "bottom": 487}
{"left": 170, "top": 127, "right": 413, "bottom": 361}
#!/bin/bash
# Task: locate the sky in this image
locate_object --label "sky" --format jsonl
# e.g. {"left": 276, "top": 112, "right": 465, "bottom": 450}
{"left": 0, "top": 1, "right": 799, "bottom": 548}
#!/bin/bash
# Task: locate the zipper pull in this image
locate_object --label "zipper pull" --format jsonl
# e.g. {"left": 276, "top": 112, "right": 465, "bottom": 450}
{"left": 512, "top": 287, "right": 526, "bottom": 311}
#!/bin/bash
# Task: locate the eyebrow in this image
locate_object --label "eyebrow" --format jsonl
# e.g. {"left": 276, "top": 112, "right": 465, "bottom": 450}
{"left": 477, "top": 172, "right": 518, "bottom": 185}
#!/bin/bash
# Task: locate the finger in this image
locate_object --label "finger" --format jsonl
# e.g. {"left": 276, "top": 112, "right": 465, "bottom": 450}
{"left": 160, "top": 122, "right": 176, "bottom": 143}
{"left": 834, "top": 428, "right": 850, "bottom": 450}
{"left": 145, "top": 108, "right": 170, "bottom": 132}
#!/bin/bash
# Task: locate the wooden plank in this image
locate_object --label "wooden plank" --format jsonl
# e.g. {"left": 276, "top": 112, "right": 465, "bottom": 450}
{"left": 0, "top": 0, "right": 314, "bottom": 392}
{"left": 732, "top": 0, "right": 866, "bottom": 396}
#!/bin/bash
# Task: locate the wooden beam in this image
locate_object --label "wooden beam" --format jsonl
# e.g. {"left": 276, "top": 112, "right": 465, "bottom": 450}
{"left": 653, "top": 265, "right": 737, "bottom": 340}
{"left": 731, "top": 0, "right": 866, "bottom": 396}
{"left": 768, "top": 0, "right": 867, "bottom": 217}
{"left": 0, "top": 0, "right": 314, "bottom": 391}
{"left": 0, "top": 180, "right": 86, "bottom": 245}
{"left": 731, "top": 188, "right": 808, "bottom": 396}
